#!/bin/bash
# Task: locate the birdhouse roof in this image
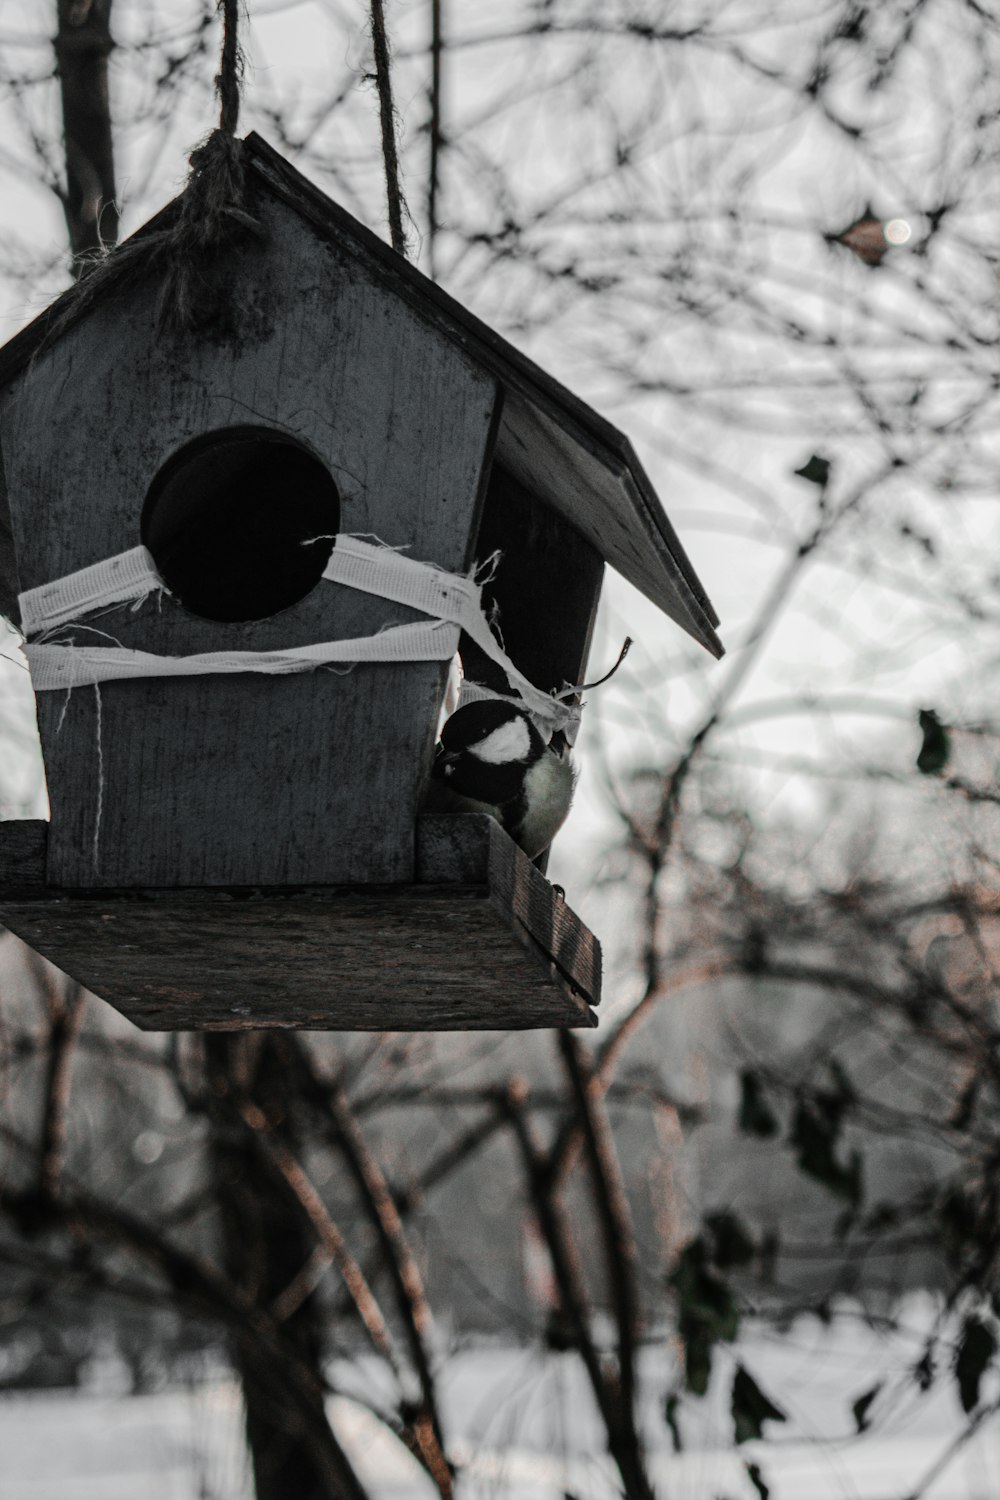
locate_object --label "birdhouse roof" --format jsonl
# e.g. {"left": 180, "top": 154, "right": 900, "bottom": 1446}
{"left": 0, "top": 132, "right": 721, "bottom": 657}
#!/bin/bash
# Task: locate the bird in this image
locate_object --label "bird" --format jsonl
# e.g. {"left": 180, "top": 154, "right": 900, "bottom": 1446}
{"left": 426, "top": 699, "right": 576, "bottom": 859}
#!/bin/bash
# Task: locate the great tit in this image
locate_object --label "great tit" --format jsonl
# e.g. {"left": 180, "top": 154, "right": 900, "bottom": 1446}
{"left": 427, "top": 699, "right": 575, "bottom": 859}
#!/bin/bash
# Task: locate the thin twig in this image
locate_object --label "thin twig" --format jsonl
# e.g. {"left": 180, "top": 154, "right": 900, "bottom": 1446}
{"left": 427, "top": 0, "right": 443, "bottom": 277}
{"left": 237, "top": 1100, "right": 401, "bottom": 1371}
{"left": 326, "top": 1081, "right": 453, "bottom": 1500}
{"left": 557, "top": 1032, "right": 643, "bottom": 1425}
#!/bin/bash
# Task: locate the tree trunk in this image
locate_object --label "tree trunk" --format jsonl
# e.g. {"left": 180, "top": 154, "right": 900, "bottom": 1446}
{"left": 205, "top": 1033, "right": 368, "bottom": 1500}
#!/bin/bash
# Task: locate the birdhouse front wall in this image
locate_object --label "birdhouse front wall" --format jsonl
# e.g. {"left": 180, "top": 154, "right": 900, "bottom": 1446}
{"left": 0, "top": 192, "right": 499, "bottom": 888}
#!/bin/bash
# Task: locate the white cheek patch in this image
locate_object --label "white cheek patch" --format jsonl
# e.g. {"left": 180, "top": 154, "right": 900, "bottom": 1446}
{"left": 470, "top": 717, "right": 532, "bottom": 764}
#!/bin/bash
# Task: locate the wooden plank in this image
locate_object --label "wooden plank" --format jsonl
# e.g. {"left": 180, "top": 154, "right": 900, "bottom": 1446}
{"left": 417, "top": 814, "right": 600, "bottom": 1008}
{"left": 0, "top": 819, "right": 47, "bottom": 892}
{"left": 1, "top": 190, "right": 500, "bottom": 889}
{"left": 0, "top": 886, "right": 597, "bottom": 1032}
{"left": 484, "top": 820, "right": 601, "bottom": 1010}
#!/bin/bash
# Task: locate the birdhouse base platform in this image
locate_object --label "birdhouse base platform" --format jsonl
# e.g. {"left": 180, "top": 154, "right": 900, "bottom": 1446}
{"left": 0, "top": 816, "right": 599, "bottom": 1031}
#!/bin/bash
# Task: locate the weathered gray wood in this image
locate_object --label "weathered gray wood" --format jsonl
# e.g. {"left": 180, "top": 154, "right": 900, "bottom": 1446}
{"left": 1, "top": 190, "right": 499, "bottom": 889}
{"left": 0, "top": 818, "right": 598, "bottom": 1030}
{"left": 0, "top": 132, "right": 721, "bottom": 658}
{"left": 493, "top": 392, "right": 721, "bottom": 653}
{"left": 482, "top": 819, "right": 600, "bottom": 1010}
{"left": 416, "top": 810, "right": 494, "bottom": 883}
{"left": 0, "top": 445, "right": 19, "bottom": 625}
{"left": 461, "top": 464, "right": 604, "bottom": 698}
{"left": 0, "top": 819, "right": 47, "bottom": 891}
{"left": 416, "top": 813, "right": 600, "bottom": 1012}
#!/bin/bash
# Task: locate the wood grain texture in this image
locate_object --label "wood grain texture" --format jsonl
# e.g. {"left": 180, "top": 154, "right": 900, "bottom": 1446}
{"left": 0, "top": 132, "right": 721, "bottom": 657}
{"left": 0, "top": 446, "right": 18, "bottom": 624}
{"left": 416, "top": 816, "right": 600, "bottom": 1012}
{"left": 0, "top": 818, "right": 598, "bottom": 1031}
{"left": 0, "top": 820, "right": 47, "bottom": 891}
{"left": 482, "top": 819, "right": 601, "bottom": 1010}
{"left": 0, "top": 190, "right": 499, "bottom": 890}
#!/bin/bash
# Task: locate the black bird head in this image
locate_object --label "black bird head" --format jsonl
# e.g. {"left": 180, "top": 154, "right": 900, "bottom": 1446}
{"left": 433, "top": 700, "right": 544, "bottom": 804}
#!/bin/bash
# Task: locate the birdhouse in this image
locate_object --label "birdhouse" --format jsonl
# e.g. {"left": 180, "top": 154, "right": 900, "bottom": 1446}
{"left": 0, "top": 135, "right": 721, "bottom": 1032}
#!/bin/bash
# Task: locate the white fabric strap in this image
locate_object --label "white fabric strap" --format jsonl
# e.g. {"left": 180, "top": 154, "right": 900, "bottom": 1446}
{"left": 321, "top": 536, "right": 470, "bottom": 622}
{"left": 19, "top": 545, "right": 161, "bottom": 637}
{"left": 25, "top": 620, "right": 460, "bottom": 689}
{"left": 319, "top": 538, "right": 565, "bottom": 723}
{"left": 18, "top": 536, "right": 578, "bottom": 733}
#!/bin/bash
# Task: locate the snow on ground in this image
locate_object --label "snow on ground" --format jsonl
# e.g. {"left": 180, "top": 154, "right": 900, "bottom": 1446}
{"left": 3, "top": 1304, "right": 1000, "bottom": 1499}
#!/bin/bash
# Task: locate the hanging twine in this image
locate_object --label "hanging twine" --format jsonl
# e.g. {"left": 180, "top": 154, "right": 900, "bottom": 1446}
{"left": 369, "top": 0, "right": 410, "bottom": 257}
{"left": 40, "top": 0, "right": 259, "bottom": 350}
{"left": 216, "top": 0, "right": 244, "bottom": 137}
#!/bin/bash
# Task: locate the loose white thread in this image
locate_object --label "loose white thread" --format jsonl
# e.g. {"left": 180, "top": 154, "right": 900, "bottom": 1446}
{"left": 56, "top": 683, "right": 73, "bottom": 735}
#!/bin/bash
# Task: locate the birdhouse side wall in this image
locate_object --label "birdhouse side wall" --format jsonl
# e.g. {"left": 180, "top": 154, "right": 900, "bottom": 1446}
{"left": 462, "top": 465, "right": 604, "bottom": 700}
{"left": 0, "top": 456, "right": 19, "bottom": 625}
{"left": 0, "top": 194, "right": 499, "bottom": 888}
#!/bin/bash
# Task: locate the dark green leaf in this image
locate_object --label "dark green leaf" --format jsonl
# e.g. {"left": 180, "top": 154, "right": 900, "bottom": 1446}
{"left": 732, "top": 1364, "right": 787, "bottom": 1443}
{"left": 914, "top": 1344, "right": 935, "bottom": 1392}
{"left": 916, "top": 707, "right": 950, "bottom": 774}
{"left": 745, "top": 1461, "right": 770, "bottom": 1500}
{"left": 793, "top": 454, "right": 831, "bottom": 487}
{"left": 790, "top": 1097, "right": 863, "bottom": 1205}
{"left": 670, "top": 1238, "right": 741, "bottom": 1395}
{"left": 955, "top": 1316, "right": 996, "bottom": 1413}
{"left": 685, "top": 1326, "right": 714, "bottom": 1396}
{"left": 665, "top": 1391, "right": 683, "bottom": 1452}
{"left": 851, "top": 1383, "right": 881, "bottom": 1433}
{"left": 939, "top": 1187, "right": 980, "bottom": 1268}
{"left": 739, "top": 1071, "right": 779, "bottom": 1138}
{"left": 706, "top": 1211, "right": 756, "bottom": 1269}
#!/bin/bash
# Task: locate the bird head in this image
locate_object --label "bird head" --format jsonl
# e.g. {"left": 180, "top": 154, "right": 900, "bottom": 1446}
{"left": 433, "top": 700, "right": 544, "bottom": 800}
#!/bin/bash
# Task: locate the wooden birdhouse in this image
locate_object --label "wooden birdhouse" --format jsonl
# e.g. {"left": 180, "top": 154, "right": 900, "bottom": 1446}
{"left": 0, "top": 135, "right": 721, "bottom": 1032}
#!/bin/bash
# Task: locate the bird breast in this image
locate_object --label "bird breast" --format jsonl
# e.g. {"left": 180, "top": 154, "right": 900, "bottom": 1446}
{"left": 515, "top": 750, "right": 576, "bottom": 860}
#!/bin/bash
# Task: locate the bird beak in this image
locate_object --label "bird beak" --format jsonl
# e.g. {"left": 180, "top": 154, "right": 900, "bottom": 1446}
{"left": 432, "top": 745, "right": 459, "bottom": 779}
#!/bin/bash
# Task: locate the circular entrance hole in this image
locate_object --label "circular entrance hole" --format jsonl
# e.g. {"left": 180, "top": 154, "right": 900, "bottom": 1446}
{"left": 142, "top": 426, "right": 340, "bottom": 622}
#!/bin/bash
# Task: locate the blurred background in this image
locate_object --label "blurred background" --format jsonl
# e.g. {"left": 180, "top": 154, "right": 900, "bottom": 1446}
{"left": 2, "top": 2, "right": 1000, "bottom": 1496}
